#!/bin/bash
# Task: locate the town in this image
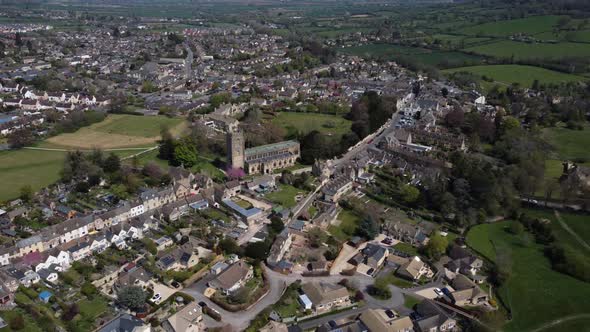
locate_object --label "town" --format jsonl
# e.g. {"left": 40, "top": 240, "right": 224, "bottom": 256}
{"left": 0, "top": 1, "right": 589, "bottom": 332}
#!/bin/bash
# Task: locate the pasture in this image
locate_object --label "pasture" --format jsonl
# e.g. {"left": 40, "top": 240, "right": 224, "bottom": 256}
{"left": 543, "top": 124, "right": 590, "bottom": 161}
{"left": 0, "top": 149, "right": 66, "bottom": 202}
{"left": 467, "top": 221, "right": 590, "bottom": 332}
{"left": 271, "top": 112, "right": 352, "bottom": 139}
{"left": 339, "top": 43, "right": 484, "bottom": 68}
{"left": 464, "top": 40, "right": 590, "bottom": 60}
{"left": 458, "top": 15, "right": 564, "bottom": 37}
{"left": 443, "top": 65, "right": 586, "bottom": 87}
{"left": 0, "top": 147, "right": 144, "bottom": 202}
{"left": 338, "top": 43, "right": 428, "bottom": 58}
{"left": 45, "top": 114, "right": 186, "bottom": 149}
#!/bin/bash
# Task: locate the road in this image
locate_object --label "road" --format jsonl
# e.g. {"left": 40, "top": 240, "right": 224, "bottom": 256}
{"left": 184, "top": 263, "right": 410, "bottom": 331}
{"left": 331, "top": 113, "right": 401, "bottom": 171}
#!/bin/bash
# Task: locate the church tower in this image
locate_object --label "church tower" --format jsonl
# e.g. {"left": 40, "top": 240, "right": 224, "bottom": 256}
{"left": 227, "top": 130, "right": 245, "bottom": 170}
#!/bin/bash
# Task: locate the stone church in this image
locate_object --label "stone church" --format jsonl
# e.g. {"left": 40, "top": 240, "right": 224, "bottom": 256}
{"left": 227, "top": 130, "right": 300, "bottom": 174}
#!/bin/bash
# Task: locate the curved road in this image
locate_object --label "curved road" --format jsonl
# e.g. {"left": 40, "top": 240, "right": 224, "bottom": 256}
{"left": 183, "top": 264, "right": 408, "bottom": 330}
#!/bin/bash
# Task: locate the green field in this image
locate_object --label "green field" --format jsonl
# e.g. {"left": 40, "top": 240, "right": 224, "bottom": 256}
{"left": 458, "top": 15, "right": 564, "bottom": 37}
{"left": 523, "top": 209, "right": 590, "bottom": 259}
{"left": 78, "top": 297, "right": 109, "bottom": 320}
{"left": 0, "top": 149, "right": 67, "bottom": 202}
{"left": 339, "top": 43, "right": 429, "bottom": 58}
{"left": 265, "top": 184, "right": 305, "bottom": 208}
{"left": 46, "top": 114, "right": 186, "bottom": 149}
{"left": 543, "top": 125, "right": 590, "bottom": 161}
{"left": 134, "top": 149, "right": 225, "bottom": 181}
{"left": 339, "top": 43, "right": 484, "bottom": 68}
{"left": 443, "top": 65, "right": 585, "bottom": 87}
{"left": 464, "top": 40, "right": 590, "bottom": 60}
{"left": 90, "top": 114, "right": 181, "bottom": 137}
{"left": 467, "top": 221, "right": 590, "bottom": 331}
{"left": 271, "top": 112, "right": 352, "bottom": 139}
{"left": 328, "top": 209, "right": 361, "bottom": 241}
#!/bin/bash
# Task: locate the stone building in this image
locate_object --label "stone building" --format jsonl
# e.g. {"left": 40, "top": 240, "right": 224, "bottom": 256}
{"left": 227, "top": 130, "right": 246, "bottom": 170}
{"left": 227, "top": 130, "right": 300, "bottom": 174}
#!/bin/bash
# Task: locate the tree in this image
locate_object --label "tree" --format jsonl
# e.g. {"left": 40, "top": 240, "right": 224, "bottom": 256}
{"left": 15, "top": 32, "right": 23, "bottom": 47}
{"left": 103, "top": 153, "right": 121, "bottom": 173}
{"left": 269, "top": 216, "right": 285, "bottom": 234}
{"left": 307, "top": 227, "right": 327, "bottom": 248}
{"left": 357, "top": 216, "right": 379, "bottom": 240}
{"left": 244, "top": 241, "right": 270, "bottom": 261}
{"left": 509, "top": 221, "right": 524, "bottom": 235}
{"left": 63, "top": 303, "right": 80, "bottom": 321}
{"left": 141, "top": 80, "right": 158, "bottom": 93}
{"left": 173, "top": 138, "right": 198, "bottom": 167}
{"left": 501, "top": 116, "right": 520, "bottom": 132}
{"left": 81, "top": 282, "right": 97, "bottom": 298}
{"left": 19, "top": 185, "right": 34, "bottom": 203}
{"left": 117, "top": 286, "right": 147, "bottom": 311}
{"left": 401, "top": 185, "right": 420, "bottom": 204}
{"left": 423, "top": 232, "right": 448, "bottom": 260}
{"left": 8, "top": 128, "right": 35, "bottom": 148}
{"left": 209, "top": 92, "right": 231, "bottom": 108}
{"left": 441, "top": 87, "right": 449, "bottom": 97}
{"left": 158, "top": 127, "right": 176, "bottom": 161}
{"left": 9, "top": 315, "right": 25, "bottom": 330}
{"left": 142, "top": 238, "right": 158, "bottom": 255}
{"left": 218, "top": 237, "right": 241, "bottom": 255}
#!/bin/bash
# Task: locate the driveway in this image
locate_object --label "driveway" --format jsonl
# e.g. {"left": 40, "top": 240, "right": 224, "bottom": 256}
{"left": 150, "top": 281, "right": 177, "bottom": 304}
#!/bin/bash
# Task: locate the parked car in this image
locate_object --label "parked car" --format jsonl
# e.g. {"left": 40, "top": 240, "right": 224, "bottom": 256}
{"left": 151, "top": 293, "right": 161, "bottom": 303}
{"left": 434, "top": 288, "right": 444, "bottom": 297}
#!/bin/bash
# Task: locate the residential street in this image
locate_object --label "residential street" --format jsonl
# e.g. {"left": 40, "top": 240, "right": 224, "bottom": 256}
{"left": 182, "top": 263, "right": 426, "bottom": 330}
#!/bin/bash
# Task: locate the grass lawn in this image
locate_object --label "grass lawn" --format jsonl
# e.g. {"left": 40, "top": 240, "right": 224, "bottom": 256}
{"left": 45, "top": 114, "right": 186, "bottom": 149}
{"left": 0, "top": 310, "right": 43, "bottom": 332}
{"left": 379, "top": 272, "right": 414, "bottom": 289}
{"left": 78, "top": 297, "right": 109, "bottom": 320}
{"left": 464, "top": 40, "right": 590, "bottom": 60}
{"left": 265, "top": 184, "right": 305, "bottom": 208}
{"left": 132, "top": 149, "right": 225, "bottom": 182}
{"left": 403, "top": 294, "right": 422, "bottom": 309}
{"left": 543, "top": 125, "right": 590, "bottom": 161}
{"left": 271, "top": 112, "right": 352, "bottom": 140}
{"left": 275, "top": 298, "right": 301, "bottom": 318}
{"left": 443, "top": 65, "right": 586, "bottom": 87}
{"left": 466, "top": 221, "right": 590, "bottom": 331}
{"left": 0, "top": 149, "right": 66, "bottom": 202}
{"left": 328, "top": 209, "right": 361, "bottom": 242}
{"left": 522, "top": 209, "right": 590, "bottom": 259}
{"left": 233, "top": 198, "right": 253, "bottom": 209}
{"left": 202, "top": 207, "right": 231, "bottom": 222}
{"left": 393, "top": 242, "right": 419, "bottom": 256}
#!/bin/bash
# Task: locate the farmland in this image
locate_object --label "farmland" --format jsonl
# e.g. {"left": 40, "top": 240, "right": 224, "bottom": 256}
{"left": 0, "top": 149, "right": 67, "bottom": 202}
{"left": 458, "top": 15, "right": 564, "bottom": 37}
{"left": 338, "top": 43, "right": 429, "bottom": 59}
{"left": 543, "top": 124, "right": 590, "bottom": 161}
{"left": 443, "top": 65, "right": 586, "bottom": 87}
{"left": 464, "top": 40, "right": 590, "bottom": 60}
{"left": 467, "top": 221, "right": 590, "bottom": 332}
{"left": 270, "top": 112, "right": 352, "bottom": 140}
{"left": 45, "top": 114, "right": 186, "bottom": 150}
{"left": 339, "top": 43, "right": 484, "bottom": 68}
